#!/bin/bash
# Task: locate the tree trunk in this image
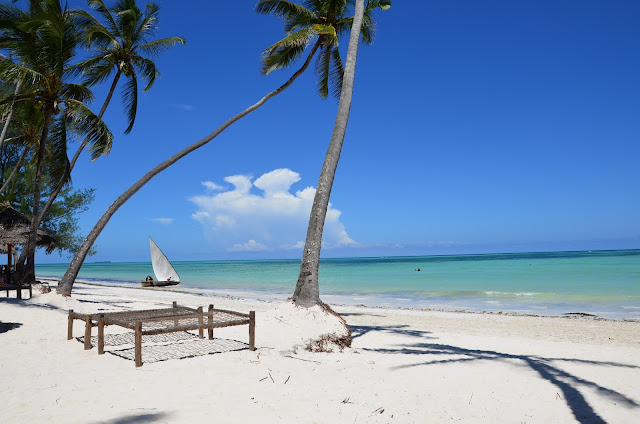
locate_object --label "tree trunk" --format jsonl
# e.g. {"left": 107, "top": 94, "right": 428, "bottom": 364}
{"left": 0, "top": 144, "right": 30, "bottom": 194}
{"left": 0, "top": 80, "right": 22, "bottom": 152}
{"left": 57, "top": 42, "right": 321, "bottom": 296}
{"left": 19, "top": 109, "right": 52, "bottom": 284}
{"left": 35, "top": 71, "right": 121, "bottom": 228}
{"left": 292, "top": 0, "right": 365, "bottom": 307}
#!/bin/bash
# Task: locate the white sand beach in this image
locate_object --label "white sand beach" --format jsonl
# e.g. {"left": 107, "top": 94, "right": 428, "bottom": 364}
{"left": 1, "top": 282, "right": 639, "bottom": 423}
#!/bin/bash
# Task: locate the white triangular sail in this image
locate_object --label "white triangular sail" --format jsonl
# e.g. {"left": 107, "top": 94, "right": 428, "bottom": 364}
{"left": 149, "top": 237, "right": 180, "bottom": 282}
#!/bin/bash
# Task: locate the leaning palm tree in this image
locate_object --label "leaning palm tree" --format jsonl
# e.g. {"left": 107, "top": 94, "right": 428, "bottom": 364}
{"left": 30, "top": 0, "right": 185, "bottom": 259}
{"left": 0, "top": 0, "right": 112, "bottom": 284}
{"left": 57, "top": 0, "right": 390, "bottom": 296}
{"left": 292, "top": 0, "right": 391, "bottom": 307}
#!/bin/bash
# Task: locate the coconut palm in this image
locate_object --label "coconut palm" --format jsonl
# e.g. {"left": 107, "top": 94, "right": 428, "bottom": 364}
{"left": 31, "top": 0, "right": 185, "bottom": 259}
{"left": 56, "top": 0, "right": 390, "bottom": 296}
{"left": 292, "top": 0, "right": 390, "bottom": 307}
{"left": 0, "top": 0, "right": 112, "bottom": 284}
{"left": 73, "top": 0, "right": 186, "bottom": 134}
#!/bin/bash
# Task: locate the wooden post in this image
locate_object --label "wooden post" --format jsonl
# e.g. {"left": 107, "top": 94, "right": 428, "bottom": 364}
{"left": 207, "top": 305, "right": 214, "bottom": 339}
{"left": 197, "top": 306, "right": 204, "bottom": 339}
{"left": 6, "top": 244, "right": 11, "bottom": 283}
{"left": 134, "top": 322, "right": 142, "bottom": 367}
{"left": 173, "top": 301, "right": 178, "bottom": 327}
{"left": 249, "top": 311, "right": 256, "bottom": 351}
{"left": 98, "top": 314, "right": 105, "bottom": 354}
{"left": 84, "top": 315, "right": 92, "bottom": 350}
{"left": 67, "top": 310, "right": 74, "bottom": 340}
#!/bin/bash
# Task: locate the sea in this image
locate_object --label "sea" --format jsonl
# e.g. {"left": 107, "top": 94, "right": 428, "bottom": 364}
{"left": 36, "top": 249, "right": 640, "bottom": 320}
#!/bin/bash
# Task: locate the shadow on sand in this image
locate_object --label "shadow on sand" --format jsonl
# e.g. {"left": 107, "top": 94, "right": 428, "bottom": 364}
{"left": 366, "top": 341, "right": 639, "bottom": 424}
{"left": 90, "top": 411, "right": 173, "bottom": 424}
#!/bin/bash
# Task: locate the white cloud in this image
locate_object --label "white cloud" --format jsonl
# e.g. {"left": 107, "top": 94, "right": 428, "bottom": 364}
{"left": 189, "top": 168, "right": 356, "bottom": 252}
{"left": 151, "top": 217, "right": 174, "bottom": 225}
{"left": 229, "top": 240, "right": 269, "bottom": 252}
{"left": 202, "top": 181, "right": 224, "bottom": 192}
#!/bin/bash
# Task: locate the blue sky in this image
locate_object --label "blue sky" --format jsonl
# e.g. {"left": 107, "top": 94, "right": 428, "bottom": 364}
{"left": 37, "top": 0, "right": 640, "bottom": 263}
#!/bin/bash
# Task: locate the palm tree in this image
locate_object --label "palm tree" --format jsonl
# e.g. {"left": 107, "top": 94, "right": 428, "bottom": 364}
{"left": 57, "top": 0, "right": 390, "bottom": 296}
{"left": 292, "top": 0, "right": 390, "bottom": 307}
{"left": 0, "top": 0, "right": 112, "bottom": 284}
{"left": 30, "top": 0, "right": 185, "bottom": 260}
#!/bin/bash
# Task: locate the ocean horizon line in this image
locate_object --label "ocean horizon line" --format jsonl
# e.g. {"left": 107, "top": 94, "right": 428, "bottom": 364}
{"left": 38, "top": 247, "right": 640, "bottom": 265}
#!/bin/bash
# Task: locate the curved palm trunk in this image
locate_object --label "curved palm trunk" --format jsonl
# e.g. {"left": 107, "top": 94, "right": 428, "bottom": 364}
{"left": 15, "top": 71, "right": 122, "bottom": 273}
{"left": 36, "top": 71, "right": 122, "bottom": 227}
{"left": 0, "top": 80, "right": 22, "bottom": 152}
{"left": 57, "top": 42, "right": 321, "bottom": 296}
{"left": 19, "top": 109, "right": 52, "bottom": 284}
{"left": 0, "top": 144, "right": 29, "bottom": 194}
{"left": 292, "top": 0, "right": 365, "bottom": 307}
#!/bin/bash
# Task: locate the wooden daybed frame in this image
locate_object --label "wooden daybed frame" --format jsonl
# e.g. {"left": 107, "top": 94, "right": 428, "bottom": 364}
{"left": 68, "top": 301, "right": 255, "bottom": 367}
{"left": 0, "top": 283, "right": 31, "bottom": 299}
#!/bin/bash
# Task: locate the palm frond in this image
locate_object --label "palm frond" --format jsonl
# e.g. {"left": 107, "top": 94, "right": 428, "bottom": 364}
{"left": 315, "top": 45, "right": 331, "bottom": 99}
{"left": 329, "top": 47, "right": 344, "bottom": 98}
{"left": 60, "top": 83, "right": 95, "bottom": 104}
{"left": 63, "top": 99, "right": 113, "bottom": 160}
{"left": 138, "top": 36, "right": 186, "bottom": 57}
{"left": 262, "top": 43, "right": 308, "bottom": 75}
{"left": 86, "top": 0, "right": 121, "bottom": 39}
{"left": 263, "top": 26, "right": 317, "bottom": 55}
{"left": 121, "top": 74, "right": 137, "bottom": 134}
{"left": 0, "top": 59, "right": 44, "bottom": 91}
{"left": 46, "top": 115, "right": 71, "bottom": 187}
{"left": 131, "top": 56, "right": 158, "bottom": 91}
{"left": 256, "top": 0, "right": 315, "bottom": 21}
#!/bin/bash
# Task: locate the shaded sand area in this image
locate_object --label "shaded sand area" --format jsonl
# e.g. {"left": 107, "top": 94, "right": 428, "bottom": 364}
{"left": 1, "top": 282, "right": 639, "bottom": 423}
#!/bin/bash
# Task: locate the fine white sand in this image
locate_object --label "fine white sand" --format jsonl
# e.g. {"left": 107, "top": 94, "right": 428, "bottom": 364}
{"left": 1, "top": 282, "right": 639, "bottom": 423}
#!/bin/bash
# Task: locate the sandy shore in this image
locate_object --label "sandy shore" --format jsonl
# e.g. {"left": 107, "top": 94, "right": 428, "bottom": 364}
{"left": 1, "top": 282, "right": 639, "bottom": 423}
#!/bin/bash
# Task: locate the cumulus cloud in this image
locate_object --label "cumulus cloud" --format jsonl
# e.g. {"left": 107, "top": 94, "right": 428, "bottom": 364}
{"left": 202, "top": 181, "right": 224, "bottom": 192}
{"left": 189, "top": 168, "right": 356, "bottom": 252}
{"left": 151, "top": 217, "right": 174, "bottom": 225}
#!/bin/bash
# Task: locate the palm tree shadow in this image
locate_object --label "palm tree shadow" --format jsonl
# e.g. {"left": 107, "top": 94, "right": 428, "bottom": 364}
{"left": 367, "top": 343, "right": 639, "bottom": 424}
{"left": 350, "top": 324, "right": 436, "bottom": 340}
{"left": 90, "top": 411, "right": 172, "bottom": 424}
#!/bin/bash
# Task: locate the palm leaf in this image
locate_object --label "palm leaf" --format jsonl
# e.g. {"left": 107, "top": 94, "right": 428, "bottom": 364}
{"left": 46, "top": 115, "right": 72, "bottom": 187}
{"left": 60, "top": 83, "right": 95, "bottom": 104}
{"left": 329, "top": 47, "right": 344, "bottom": 98}
{"left": 256, "top": 0, "right": 315, "bottom": 21}
{"left": 262, "top": 43, "right": 308, "bottom": 75}
{"left": 63, "top": 99, "right": 113, "bottom": 160}
{"left": 138, "top": 36, "right": 186, "bottom": 57}
{"left": 121, "top": 74, "right": 138, "bottom": 134}
{"left": 315, "top": 45, "right": 332, "bottom": 98}
{"left": 131, "top": 56, "right": 158, "bottom": 91}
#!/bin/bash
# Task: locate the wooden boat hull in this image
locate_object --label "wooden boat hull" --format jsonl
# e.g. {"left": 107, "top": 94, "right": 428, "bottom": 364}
{"left": 140, "top": 281, "right": 179, "bottom": 287}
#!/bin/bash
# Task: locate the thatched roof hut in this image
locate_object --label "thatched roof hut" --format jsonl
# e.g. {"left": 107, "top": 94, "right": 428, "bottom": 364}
{"left": 0, "top": 206, "right": 57, "bottom": 253}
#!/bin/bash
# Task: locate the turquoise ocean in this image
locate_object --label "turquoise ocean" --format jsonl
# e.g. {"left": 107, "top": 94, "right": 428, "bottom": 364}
{"left": 36, "top": 249, "right": 640, "bottom": 320}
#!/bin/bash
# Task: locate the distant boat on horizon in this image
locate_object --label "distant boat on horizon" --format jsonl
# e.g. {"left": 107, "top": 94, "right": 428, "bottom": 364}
{"left": 141, "top": 237, "right": 180, "bottom": 287}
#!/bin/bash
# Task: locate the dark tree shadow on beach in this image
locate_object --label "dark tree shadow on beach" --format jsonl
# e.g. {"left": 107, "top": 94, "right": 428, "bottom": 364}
{"left": 350, "top": 324, "right": 436, "bottom": 340}
{"left": 91, "top": 410, "right": 173, "bottom": 424}
{"left": 365, "top": 342, "right": 640, "bottom": 424}
{"left": 0, "top": 321, "right": 22, "bottom": 333}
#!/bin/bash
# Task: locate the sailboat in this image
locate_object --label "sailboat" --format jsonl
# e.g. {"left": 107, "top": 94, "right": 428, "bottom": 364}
{"left": 141, "top": 237, "right": 180, "bottom": 287}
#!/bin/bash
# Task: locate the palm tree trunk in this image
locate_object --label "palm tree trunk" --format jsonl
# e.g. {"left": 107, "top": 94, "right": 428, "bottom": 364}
{"left": 19, "top": 109, "right": 52, "bottom": 284}
{"left": 34, "top": 71, "right": 122, "bottom": 228}
{"left": 15, "top": 71, "right": 123, "bottom": 273}
{"left": 0, "top": 80, "right": 22, "bottom": 152}
{"left": 0, "top": 144, "right": 29, "bottom": 194}
{"left": 292, "top": 0, "right": 365, "bottom": 307}
{"left": 57, "top": 42, "right": 322, "bottom": 296}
